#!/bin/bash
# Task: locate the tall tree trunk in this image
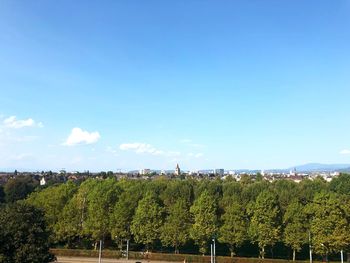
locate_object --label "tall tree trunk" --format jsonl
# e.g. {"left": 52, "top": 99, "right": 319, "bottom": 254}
{"left": 175, "top": 245, "right": 179, "bottom": 254}
{"left": 262, "top": 246, "right": 265, "bottom": 259}
{"left": 293, "top": 249, "right": 296, "bottom": 261}
{"left": 94, "top": 241, "right": 98, "bottom": 250}
{"left": 271, "top": 247, "right": 274, "bottom": 259}
{"left": 230, "top": 245, "right": 235, "bottom": 257}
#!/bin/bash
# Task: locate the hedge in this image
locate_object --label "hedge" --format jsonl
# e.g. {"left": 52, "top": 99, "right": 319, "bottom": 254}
{"left": 51, "top": 249, "right": 323, "bottom": 263}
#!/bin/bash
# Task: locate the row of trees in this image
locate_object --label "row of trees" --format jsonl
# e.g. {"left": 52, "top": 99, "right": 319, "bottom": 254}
{"left": 24, "top": 174, "right": 350, "bottom": 260}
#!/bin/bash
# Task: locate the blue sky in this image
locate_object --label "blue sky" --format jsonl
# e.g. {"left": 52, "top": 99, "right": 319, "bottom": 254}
{"left": 0, "top": 0, "right": 350, "bottom": 171}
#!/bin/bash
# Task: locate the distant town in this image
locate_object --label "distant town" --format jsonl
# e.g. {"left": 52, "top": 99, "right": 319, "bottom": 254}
{"left": 1, "top": 163, "right": 348, "bottom": 186}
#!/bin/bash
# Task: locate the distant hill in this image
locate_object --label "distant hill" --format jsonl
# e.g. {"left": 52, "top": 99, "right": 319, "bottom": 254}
{"left": 289, "top": 163, "right": 350, "bottom": 172}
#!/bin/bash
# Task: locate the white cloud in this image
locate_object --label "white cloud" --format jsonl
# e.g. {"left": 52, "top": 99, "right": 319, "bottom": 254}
{"left": 340, "top": 149, "right": 350, "bottom": 155}
{"left": 3, "top": 116, "right": 43, "bottom": 128}
{"left": 63, "top": 128, "right": 100, "bottom": 146}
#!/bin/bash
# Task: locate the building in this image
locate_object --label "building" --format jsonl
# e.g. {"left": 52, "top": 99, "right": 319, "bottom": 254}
{"left": 214, "top": 169, "right": 224, "bottom": 176}
{"left": 175, "top": 164, "right": 181, "bottom": 176}
{"left": 40, "top": 177, "right": 46, "bottom": 186}
{"left": 139, "top": 169, "right": 151, "bottom": 175}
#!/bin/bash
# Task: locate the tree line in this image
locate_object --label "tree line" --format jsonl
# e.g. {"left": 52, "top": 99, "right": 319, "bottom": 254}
{"left": 7, "top": 173, "right": 350, "bottom": 260}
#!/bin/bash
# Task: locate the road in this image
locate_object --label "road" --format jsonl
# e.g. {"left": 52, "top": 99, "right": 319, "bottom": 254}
{"left": 56, "top": 257, "right": 180, "bottom": 263}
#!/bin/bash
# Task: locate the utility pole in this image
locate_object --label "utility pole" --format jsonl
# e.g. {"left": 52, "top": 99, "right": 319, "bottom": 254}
{"left": 341, "top": 250, "right": 344, "bottom": 263}
{"left": 126, "top": 239, "right": 129, "bottom": 260}
{"left": 99, "top": 240, "right": 102, "bottom": 263}
{"left": 210, "top": 244, "right": 213, "bottom": 263}
{"left": 213, "top": 238, "right": 216, "bottom": 263}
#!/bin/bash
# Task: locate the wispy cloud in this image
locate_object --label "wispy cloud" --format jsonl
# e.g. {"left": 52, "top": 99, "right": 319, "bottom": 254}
{"left": 340, "top": 149, "right": 350, "bottom": 155}
{"left": 119, "top": 142, "right": 181, "bottom": 157}
{"left": 188, "top": 152, "right": 204, "bottom": 158}
{"left": 180, "top": 138, "right": 205, "bottom": 148}
{"left": 106, "top": 146, "right": 119, "bottom": 156}
{"left": 63, "top": 128, "right": 100, "bottom": 146}
{"left": 3, "top": 116, "right": 43, "bottom": 129}
{"left": 120, "top": 143, "right": 164, "bottom": 155}
{"left": 9, "top": 153, "right": 33, "bottom": 161}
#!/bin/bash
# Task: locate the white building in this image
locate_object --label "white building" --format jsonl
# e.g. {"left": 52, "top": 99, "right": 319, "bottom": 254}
{"left": 139, "top": 169, "right": 151, "bottom": 175}
{"left": 40, "top": 177, "right": 46, "bottom": 186}
{"left": 175, "top": 164, "right": 181, "bottom": 176}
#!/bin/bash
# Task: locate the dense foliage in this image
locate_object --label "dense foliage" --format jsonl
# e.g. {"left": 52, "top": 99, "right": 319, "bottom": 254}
{"left": 0, "top": 203, "right": 55, "bottom": 263}
{"left": 4, "top": 176, "right": 38, "bottom": 203}
{"left": 23, "top": 174, "right": 350, "bottom": 260}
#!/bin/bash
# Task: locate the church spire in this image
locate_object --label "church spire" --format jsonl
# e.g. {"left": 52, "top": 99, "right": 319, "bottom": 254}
{"left": 175, "top": 163, "right": 181, "bottom": 176}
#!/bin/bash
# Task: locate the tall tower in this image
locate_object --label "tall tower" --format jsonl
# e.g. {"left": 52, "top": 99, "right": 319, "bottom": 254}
{"left": 175, "top": 163, "right": 181, "bottom": 176}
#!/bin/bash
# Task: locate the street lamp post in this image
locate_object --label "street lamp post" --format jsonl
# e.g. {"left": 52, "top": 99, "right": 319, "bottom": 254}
{"left": 98, "top": 240, "right": 102, "bottom": 263}
{"left": 341, "top": 250, "right": 344, "bottom": 263}
{"left": 212, "top": 238, "right": 216, "bottom": 263}
{"left": 126, "top": 239, "right": 129, "bottom": 260}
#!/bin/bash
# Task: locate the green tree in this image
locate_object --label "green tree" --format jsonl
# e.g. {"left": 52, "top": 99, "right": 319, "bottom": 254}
{"left": 55, "top": 179, "right": 98, "bottom": 247}
{"left": 110, "top": 183, "right": 143, "bottom": 248}
{"left": 55, "top": 194, "right": 84, "bottom": 247}
{"left": 220, "top": 181, "right": 242, "bottom": 208}
{"left": 272, "top": 180, "right": 299, "bottom": 214}
{"left": 309, "top": 192, "right": 350, "bottom": 260}
{"left": 194, "top": 179, "right": 222, "bottom": 201}
{"left": 0, "top": 203, "right": 55, "bottom": 263}
{"left": 218, "top": 200, "right": 247, "bottom": 257}
{"left": 161, "top": 199, "right": 191, "bottom": 253}
{"left": 83, "top": 178, "right": 120, "bottom": 247}
{"left": 0, "top": 186, "right": 5, "bottom": 203}
{"left": 329, "top": 173, "right": 350, "bottom": 195}
{"left": 283, "top": 200, "right": 308, "bottom": 261}
{"left": 4, "top": 176, "right": 38, "bottom": 203}
{"left": 239, "top": 174, "right": 253, "bottom": 185}
{"left": 255, "top": 172, "right": 263, "bottom": 181}
{"left": 299, "top": 178, "right": 327, "bottom": 204}
{"left": 26, "top": 181, "right": 78, "bottom": 242}
{"left": 161, "top": 180, "right": 194, "bottom": 208}
{"left": 131, "top": 192, "right": 163, "bottom": 251}
{"left": 190, "top": 190, "right": 218, "bottom": 255}
{"left": 241, "top": 180, "right": 270, "bottom": 206}
{"left": 248, "top": 190, "right": 280, "bottom": 259}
